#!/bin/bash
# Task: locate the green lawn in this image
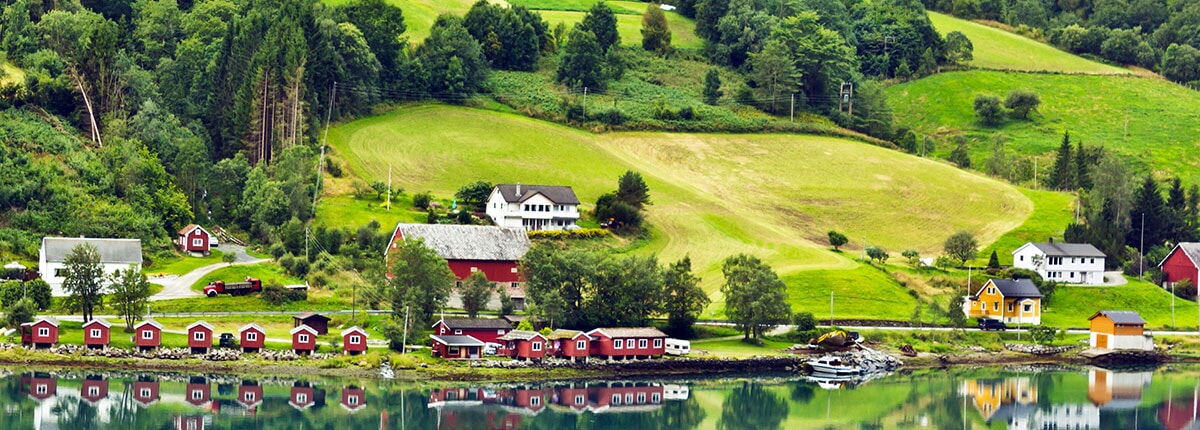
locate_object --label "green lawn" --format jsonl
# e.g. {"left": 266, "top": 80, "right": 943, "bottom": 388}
{"left": 188, "top": 262, "right": 302, "bottom": 291}
{"left": 508, "top": 0, "right": 642, "bottom": 14}
{"left": 689, "top": 338, "right": 792, "bottom": 358}
{"left": 783, "top": 266, "right": 920, "bottom": 322}
{"left": 321, "top": 0, "right": 490, "bottom": 42}
{"left": 145, "top": 250, "right": 224, "bottom": 276}
{"left": 536, "top": 5, "right": 703, "bottom": 50}
{"left": 327, "top": 104, "right": 1031, "bottom": 310}
{"left": 927, "top": 11, "right": 1126, "bottom": 74}
{"left": 314, "top": 194, "right": 426, "bottom": 231}
{"left": 1043, "top": 279, "right": 1200, "bottom": 329}
{"left": 980, "top": 188, "right": 1075, "bottom": 266}
{"left": 887, "top": 70, "right": 1200, "bottom": 184}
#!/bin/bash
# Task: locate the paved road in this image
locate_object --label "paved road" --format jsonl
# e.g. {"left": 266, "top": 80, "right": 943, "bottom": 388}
{"left": 149, "top": 245, "right": 268, "bottom": 301}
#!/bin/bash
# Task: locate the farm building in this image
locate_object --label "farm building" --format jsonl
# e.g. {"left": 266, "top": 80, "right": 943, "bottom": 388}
{"left": 546, "top": 329, "right": 591, "bottom": 362}
{"left": 291, "top": 324, "right": 318, "bottom": 355}
{"left": 187, "top": 321, "right": 215, "bottom": 354}
{"left": 134, "top": 320, "right": 163, "bottom": 351}
{"left": 1012, "top": 240, "right": 1105, "bottom": 284}
{"left": 239, "top": 323, "right": 265, "bottom": 353}
{"left": 40, "top": 237, "right": 142, "bottom": 296}
{"left": 1159, "top": 242, "right": 1200, "bottom": 289}
{"left": 430, "top": 335, "right": 485, "bottom": 360}
{"left": 432, "top": 318, "right": 512, "bottom": 345}
{"left": 387, "top": 224, "right": 531, "bottom": 310}
{"left": 293, "top": 312, "right": 331, "bottom": 335}
{"left": 498, "top": 330, "right": 547, "bottom": 361}
{"left": 1088, "top": 310, "right": 1154, "bottom": 351}
{"left": 20, "top": 317, "right": 59, "bottom": 348}
{"left": 342, "top": 326, "right": 368, "bottom": 355}
{"left": 485, "top": 183, "right": 581, "bottom": 231}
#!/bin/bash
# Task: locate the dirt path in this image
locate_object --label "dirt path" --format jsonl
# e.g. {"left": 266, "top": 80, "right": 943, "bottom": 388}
{"left": 150, "top": 245, "right": 268, "bottom": 301}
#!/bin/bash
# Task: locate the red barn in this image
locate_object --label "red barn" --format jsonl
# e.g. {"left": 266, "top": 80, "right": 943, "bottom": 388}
{"left": 341, "top": 386, "right": 366, "bottom": 413}
{"left": 290, "top": 383, "right": 317, "bottom": 411}
{"left": 81, "top": 376, "right": 108, "bottom": 405}
{"left": 133, "top": 379, "right": 160, "bottom": 407}
{"left": 547, "top": 329, "right": 591, "bottom": 362}
{"left": 432, "top": 318, "right": 511, "bottom": 345}
{"left": 20, "top": 317, "right": 59, "bottom": 348}
{"left": 430, "top": 335, "right": 484, "bottom": 359}
{"left": 238, "top": 382, "right": 264, "bottom": 410}
{"left": 498, "top": 330, "right": 547, "bottom": 361}
{"left": 1160, "top": 243, "right": 1200, "bottom": 288}
{"left": 291, "top": 324, "right": 318, "bottom": 355}
{"left": 134, "top": 320, "right": 163, "bottom": 351}
{"left": 188, "top": 321, "right": 214, "bottom": 354}
{"left": 386, "top": 224, "right": 531, "bottom": 309}
{"left": 83, "top": 319, "right": 111, "bottom": 349}
{"left": 238, "top": 323, "right": 265, "bottom": 353}
{"left": 21, "top": 373, "right": 56, "bottom": 401}
{"left": 186, "top": 378, "right": 211, "bottom": 408}
{"left": 341, "top": 326, "right": 368, "bottom": 355}
{"left": 178, "top": 224, "right": 212, "bottom": 253}
{"left": 586, "top": 327, "right": 668, "bottom": 360}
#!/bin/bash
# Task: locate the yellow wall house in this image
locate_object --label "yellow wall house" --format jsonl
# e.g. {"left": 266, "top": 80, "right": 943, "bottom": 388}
{"left": 964, "top": 278, "right": 1043, "bottom": 325}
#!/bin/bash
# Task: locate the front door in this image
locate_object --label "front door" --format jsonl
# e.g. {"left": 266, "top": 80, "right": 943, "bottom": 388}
{"left": 1097, "top": 334, "right": 1108, "bottom": 349}
{"left": 469, "top": 346, "right": 480, "bottom": 359}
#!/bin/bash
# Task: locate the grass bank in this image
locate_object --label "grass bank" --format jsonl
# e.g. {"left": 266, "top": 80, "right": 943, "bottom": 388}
{"left": 927, "top": 11, "right": 1126, "bottom": 74}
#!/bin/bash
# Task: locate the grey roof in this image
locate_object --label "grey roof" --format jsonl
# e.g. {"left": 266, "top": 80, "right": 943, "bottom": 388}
{"left": 495, "top": 184, "right": 580, "bottom": 205}
{"left": 498, "top": 330, "right": 545, "bottom": 341}
{"left": 1026, "top": 242, "right": 1106, "bottom": 258}
{"left": 430, "top": 335, "right": 486, "bottom": 347}
{"left": 293, "top": 312, "right": 330, "bottom": 322}
{"left": 588, "top": 327, "right": 668, "bottom": 338}
{"left": 982, "top": 278, "right": 1043, "bottom": 298}
{"left": 1090, "top": 310, "right": 1146, "bottom": 325}
{"left": 1162, "top": 243, "right": 1200, "bottom": 268}
{"left": 42, "top": 237, "right": 142, "bottom": 264}
{"left": 437, "top": 318, "right": 513, "bottom": 330}
{"left": 395, "top": 224, "right": 530, "bottom": 261}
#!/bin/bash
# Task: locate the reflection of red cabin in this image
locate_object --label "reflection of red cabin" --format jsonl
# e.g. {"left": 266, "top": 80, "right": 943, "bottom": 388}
{"left": 22, "top": 373, "right": 56, "bottom": 401}
{"left": 293, "top": 312, "right": 331, "bottom": 335}
{"left": 133, "top": 379, "right": 160, "bottom": 407}
{"left": 342, "top": 326, "right": 368, "bottom": 355}
{"left": 1158, "top": 397, "right": 1198, "bottom": 430}
{"left": 134, "top": 320, "right": 163, "bottom": 351}
{"left": 186, "top": 381, "right": 211, "bottom": 407}
{"left": 556, "top": 384, "right": 591, "bottom": 413}
{"left": 432, "top": 318, "right": 511, "bottom": 344}
{"left": 174, "top": 416, "right": 207, "bottom": 430}
{"left": 341, "top": 386, "right": 367, "bottom": 413}
{"left": 188, "top": 321, "right": 214, "bottom": 354}
{"left": 20, "top": 317, "right": 59, "bottom": 348}
{"left": 82, "top": 319, "right": 111, "bottom": 349}
{"left": 178, "top": 224, "right": 212, "bottom": 253}
{"left": 498, "top": 330, "right": 547, "bottom": 360}
{"left": 587, "top": 327, "right": 667, "bottom": 359}
{"left": 547, "top": 329, "right": 591, "bottom": 361}
{"left": 290, "top": 384, "right": 316, "bottom": 410}
{"left": 238, "top": 383, "right": 264, "bottom": 409}
{"left": 589, "top": 382, "right": 665, "bottom": 413}
{"left": 291, "top": 325, "right": 318, "bottom": 355}
{"left": 239, "top": 323, "right": 265, "bottom": 353}
{"left": 81, "top": 377, "right": 108, "bottom": 404}
{"left": 499, "top": 387, "right": 547, "bottom": 415}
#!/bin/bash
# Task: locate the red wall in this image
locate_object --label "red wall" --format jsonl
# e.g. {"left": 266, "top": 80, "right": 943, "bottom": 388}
{"left": 239, "top": 384, "right": 263, "bottom": 408}
{"left": 186, "top": 383, "right": 210, "bottom": 406}
{"left": 83, "top": 323, "right": 109, "bottom": 347}
{"left": 1162, "top": 249, "right": 1199, "bottom": 286}
{"left": 343, "top": 330, "right": 367, "bottom": 352}
{"left": 507, "top": 338, "right": 546, "bottom": 359}
{"left": 447, "top": 260, "right": 522, "bottom": 283}
{"left": 189, "top": 327, "right": 213, "bottom": 349}
{"left": 135, "top": 326, "right": 161, "bottom": 347}
{"left": 180, "top": 228, "right": 210, "bottom": 252}
{"left": 133, "top": 381, "right": 159, "bottom": 405}
{"left": 293, "top": 329, "right": 317, "bottom": 351}
{"left": 432, "top": 340, "right": 473, "bottom": 359}
{"left": 82, "top": 379, "right": 108, "bottom": 403}
{"left": 241, "top": 328, "right": 265, "bottom": 349}
{"left": 342, "top": 387, "right": 366, "bottom": 410}
{"left": 291, "top": 386, "right": 315, "bottom": 408}
{"left": 30, "top": 321, "right": 58, "bottom": 345}
{"left": 24, "top": 376, "right": 56, "bottom": 401}
{"left": 591, "top": 335, "right": 665, "bottom": 357}
{"left": 434, "top": 322, "right": 508, "bottom": 344}
{"left": 553, "top": 336, "right": 590, "bottom": 358}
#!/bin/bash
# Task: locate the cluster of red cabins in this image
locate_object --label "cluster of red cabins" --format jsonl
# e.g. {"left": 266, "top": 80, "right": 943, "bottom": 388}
{"left": 18, "top": 313, "right": 370, "bottom": 356}
{"left": 429, "top": 318, "right": 669, "bottom": 361}
{"left": 429, "top": 381, "right": 685, "bottom": 428}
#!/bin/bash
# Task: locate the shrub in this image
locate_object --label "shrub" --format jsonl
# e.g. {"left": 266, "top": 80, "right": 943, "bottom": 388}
{"left": 1172, "top": 279, "right": 1196, "bottom": 300}
{"left": 261, "top": 282, "right": 307, "bottom": 305}
{"left": 793, "top": 312, "right": 817, "bottom": 332}
{"left": 973, "top": 94, "right": 1005, "bottom": 125}
{"left": 527, "top": 228, "right": 611, "bottom": 240}
{"left": 326, "top": 159, "right": 343, "bottom": 177}
{"left": 598, "top": 109, "right": 626, "bottom": 125}
{"left": 412, "top": 192, "right": 432, "bottom": 209}
{"left": 1029, "top": 324, "right": 1057, "bottom": 345}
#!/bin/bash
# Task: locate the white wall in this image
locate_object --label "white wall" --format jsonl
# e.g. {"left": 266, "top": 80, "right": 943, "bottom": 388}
{"left": 1012, "top": 245, "right": 1105, "bottom": 284}
{"left": 1090, "top": 332, "right": 1154, "bottom": 351}
{"left": 41, "top": 261, "right": 139, "bottom": 297}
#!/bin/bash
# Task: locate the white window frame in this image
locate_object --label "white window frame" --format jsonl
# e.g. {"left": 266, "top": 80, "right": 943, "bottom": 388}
{"left": 244, "top": 391, "right": 256, "bottom": 402}
{"left": 347, "top": 395, "right": 360, "bottom": 405}
{"left": 191, "top": 389, "right": 204, "bottom": 400}
{"left": 246, "top": 332, "right": 258, "bottom": 342}
{"left": 194, "top": 331, "right": 206, "bottom": 341}
{"left": 1023, "top": 303, "right": 1033, "bottom": 312}
{"left": 614, "top": 339, "right": 623, "bottom": 349}
{"left": 88, "top": 386, "right": 100, "bottom": 397}
{"left": 141, "top": 329, "right": 154, "bottom": 339}
{"left": 652, "top": 393, "right": 661, "bottom": 403}
{"left": 140, "top": 388, "right": 152, "bottom": 398}
{"left": 448, "top": 346, "right": 460, "bottom": 355}
{"left": 192, "top": 238, "right": 204, "bottom": 247}
{"left": 532, "top": 341, "right": 542, "bottom": 351}
{"left": 575, "top": 394, "right": 585, "bottom": 405}
{"left": 530, "top": 396, "right": 541, "bottom": 406}
{"left": 90, "top": 328, "right": 101, "bottom": 339}
{"left": 576, "top": 340, "right": 586, "bottom": 350}
{"left": 38, "top": 327, "right": 49, "bottom": 337}
{"left": 350, "top": 335, "right": 361, "bottom": 344}
{"left": 611, "top": 394, "right": 621, "bottom": 405}
{"left": 298, "top": 334, "right": 310, "bottom": 343}
{"left": 36, "top": 384, "right": 46, "bottom": 394}
{"left": 653, "top": 338, "right": 662, "bottom": 348}
{"left": 497, "top": 329, "right": 505, "bottom": 335}
{"left": 625, "top": 393, "right": 634, "bottom": 404}
{"left": 297, "top": 393, "right": 308, "bottom": 404}
{"left": 637, "top": 393, "right": 646, "bottom": 404}
{"left": 638, "top": 339, "right": 648, "bottom": 349}
{"left": 454, "top": 329, "right": 462, "bottom": 335}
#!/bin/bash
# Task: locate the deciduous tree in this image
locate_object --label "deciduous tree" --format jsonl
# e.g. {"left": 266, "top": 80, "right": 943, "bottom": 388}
{"left": 973, "top": 94, "right": 1005, "bottom": 125}
{"left": 827, "top": 231, "right": 848, "bottom": 251}
{"left": 108, "top": 264, "right": 150, "bottom": 332}
{"left": 662, "top": 256, "right": 709, "bottom": 338}
{"left": 387, "top": 238, "right": 456, "bottom": 328}
{"left": 944, "top": 231, "right": 979, "bottom": 266}
{"left": 721, "top": 254, "right": 790, "bottom": 340}
{"left": 1004, "top": 89, "right": 1041, "bottom": 119}
{"left": 641, "top": 3, "right": 671, "bottom": 54}
{"left": 455, "top": 180, "right": 493, "bottom": 211}
{"left": 460, "top": 271, "right": 493, "bottom": 318}
{"left": 63, "top": 243, "right": 104, "bottom": 322}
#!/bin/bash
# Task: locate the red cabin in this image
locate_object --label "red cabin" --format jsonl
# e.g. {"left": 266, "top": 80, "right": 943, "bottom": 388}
{"left": 556, "top": 383, "right": 592, "bottom": 413}
{"left": 586, "top": 327, "right": 668, "bottom": 360}
{"left": 134, "top": 320, "right": 163, "bottom": 351}
{"left": 186, "top": 379, "right": 211, "bottom": 407}
{"left": 291, "top": 324, "right": 318, "bottom": 355}
{"left": 431, "top": 318, "right": 511, "bottom": 345}
{"left": 82, "top": 319, "right": 111, "bottom": 349}
{"left": 341, "top": 386, "right": 366, "bottom": 413}
{"left": 547, "top": 329, "right": 591, "bottom": 362}
{"left": 81, "top": 376, "right": 108, "bottom": 404}
{"left": 188, "top": 321, "right": 214, "bottom": 354}
{"left": 1160, "top": 243, "right": 1200, "bottom": 288}
{"left": 292, "top": 312, "right": 331, "bottom": 335}
{"left": 133, "top": 379, "right": 160, "bottom": 407}
{"left": 430, "top": 335, "right": 485, "bottom": 359}
{"left": 20, "top": 317, "right": 59, "bottom": 349}
{"left": 341, "top": 326, "right": 368, "bottom": 355}
{"left": 499, "top": 387, "right": 547, "bottom": 415}
{"left": 178, "top": 224, "right": 212, "bottom": 253}
{"left": 22, "top": 373, "right": 56, "bottom": 401}
{"left": 239, "top": 323, "right": 265, "bottom": 353}
{"left": 498, "top": 330, "right": 547, "bottom": 361}
{"left": 238, "top": 382, "right": 263, "bottom": 409}
{"left": 290, "top": 384, "right": 316, "bottom": 410}
{"left": 385, "top": 224, "right": 531, "bottom": 310}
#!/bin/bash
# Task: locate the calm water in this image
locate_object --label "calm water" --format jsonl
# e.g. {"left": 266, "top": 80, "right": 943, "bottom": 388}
{"left": 1, "top": 365, "right": 1199, "bottom": 429}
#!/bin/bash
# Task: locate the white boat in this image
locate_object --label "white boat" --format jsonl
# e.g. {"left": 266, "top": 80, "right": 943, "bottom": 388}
{"left": 807, "top": 356, "right": 862, "bottom": 375}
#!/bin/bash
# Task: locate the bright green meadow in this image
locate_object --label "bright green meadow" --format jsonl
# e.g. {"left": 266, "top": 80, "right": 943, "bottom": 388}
{"left": 980, "top": 188, "right": 1075, "bottom": 266}
{"left": 188, "top": 263, "right": 303, "bottom": 291}
{"left": 927, "top": 11, "right": 1126, "bottom": 74}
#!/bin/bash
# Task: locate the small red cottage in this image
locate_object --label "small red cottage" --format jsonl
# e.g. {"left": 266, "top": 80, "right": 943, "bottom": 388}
{"left": 430, "top": 335, "right": 485, "bottom": 359}
{"left": 20, "top": 317, "right": 59, "bottom": 349}
{"left": 22, "top": 373, "right": 56, "bottom": 401}
{"left": 586, "top": 327, "right": 668, "bottom": 360}
{"left": 186, "top": 378, "right": 211, "bottom": 407}
{"left": 293, "top": 312, "right": 331, "bottom": 335}
{"left": 134, "top": 320, "right": 163, "bottom": 351}
{"left": 239, "top": 323, "right": 265, "bottom": 353}
{"left": 498, "top": 330, "right": 547, "bottom": 361}
{"left": 81, "top": 376, "right": 108, "bottom": 404}
{"left": 82, "top": 319, "right": 111, "bottom": 349}
{"left": 291, "top": 324, "right": 318, "bottom": 355}
{"left": 290, "top": 383, "right": 316, "bottom": 410}
{"left": 432, "top": 318, "right": 512, "bottom": 344}
{"left": 187, "top": 321, "right": 214, "bottom": 354}
{"left": 1160, "top": 243, "right": 1200, "bottom": 288}
{"left": 238, "top": 382, "right": 263, "bottom": 409}
{"left": 133, "top": 379, "right": 160, "bottom": 407}
{"left": 341, "top": 386, "right": 367, "bottom": 413}
{"left": 341, "top": 326, "right": 368, "bottom": 355}
{"left": 498, "top": 386, "right": 548, "bottom": 415}
{"left": 178, "top": 224, "right": 212, "bottom": 254}
{"left": 547, "top": 329, "right": 591, "bottom": 362}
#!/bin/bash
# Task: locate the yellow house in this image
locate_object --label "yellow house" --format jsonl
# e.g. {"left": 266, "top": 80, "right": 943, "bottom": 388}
{"left": 964, "top": 278, "right": 1043, "bottom": 325}
{"left": 960, "top": 378, "right": 1038, "bottom": 422}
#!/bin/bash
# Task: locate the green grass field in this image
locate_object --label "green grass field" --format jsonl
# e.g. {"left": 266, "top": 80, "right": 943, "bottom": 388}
{"left": 980, "top": 188, "right": 1075, "bottom": 266}
{"left": 927, "top": 12, "right": 1126, "bottom": 74}
{"left": 887, "top": 70, "right": 1200, "bottom": 184}
{"left": 189, "top": 263, "right": 303, "bottom": 291}
{"left": 145, "top": 250, "right": 224, "bottom": 276}
{"left": 325, "top": 104, "right": 1030, "bottom": 311}
{"left": 689, "top": 338, "right": 792, "bottom": 357}
{"left": 508, "top": 0, "right": 641, "bottom": 14}
{"left": 1044, "top": 279, "right": 1200, "bottom": 329}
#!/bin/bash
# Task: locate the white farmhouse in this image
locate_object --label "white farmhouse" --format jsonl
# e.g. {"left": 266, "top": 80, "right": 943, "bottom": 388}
{"left": 1011, "top": 240, "right": 1105, "bottom": 284}
{"left": 39, "top": 237, "right": 142, "bottom": 296}
{"left": 485, "top": 184, "right": 580, "bottom": 231}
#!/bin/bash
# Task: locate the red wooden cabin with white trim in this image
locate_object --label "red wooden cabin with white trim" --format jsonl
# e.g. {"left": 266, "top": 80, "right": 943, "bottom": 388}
{"left": 342, "top": 326, "right": 368, "bottom": 355}
{"left": 20, "top": 317, "right": 59, "bottom": 349}
{"left": 291, "top": 324, "right": 318, "bottom": 355}
{"left": 239, "top": 323, "right": 265, "bottom": 353}
{"left": 82, "top": 319, "right": 111, "bottom": 349}
{"left": 134, "top": 320, "right": 163, "bottom": 351}
{"left": 178, "top": 224, "right": 212, "bottom": 253}
{"left": 586, "top": 327, "right": 668, "bottom": 359}
{"left": 188, "top": 321, "right": 214, "bottom": 354}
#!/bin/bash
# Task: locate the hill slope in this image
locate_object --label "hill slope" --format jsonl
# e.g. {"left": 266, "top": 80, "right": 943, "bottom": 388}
{"left": 325, "top": 104, "right": 1032, "bottom": 318}
{"left": 928, "top": 12, "right": 1126, "bottom": 74}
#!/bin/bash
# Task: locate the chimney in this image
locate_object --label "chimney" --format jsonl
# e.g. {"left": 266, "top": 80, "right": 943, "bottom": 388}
{"left": 516, "top": 182, "right": 521, "bottom": 195}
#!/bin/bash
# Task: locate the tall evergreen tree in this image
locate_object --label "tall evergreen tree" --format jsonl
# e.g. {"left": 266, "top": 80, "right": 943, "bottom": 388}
{"left": 1127, "top": 176, "right": 1167, "bottom": 250}
{"left": 580, "top": 1, "right": 619, "bottom": 53}
{"left": 1049, "top": 131, "right": 1073, "bottom": 191}
{"left": 1166, "top": 177, "right": 1188, "bottom": 242}
{"left": 1188, "top": 184, "right": 1200, "bottom": 242}
{"left": 1074, "top": 140, "right": 1092, "bottom": 190}
{"left": 557, "top": 25, "right": 606, "bottom": 90}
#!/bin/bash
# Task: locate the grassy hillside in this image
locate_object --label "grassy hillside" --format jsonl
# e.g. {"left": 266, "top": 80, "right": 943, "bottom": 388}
{"left": 324, "top": 104, "right": 1030, "bottom": 315}
{"left": 927, "top": 12, "right": 1126, "bottom": 74}
{"left": 887, "top": 70, "right": 1200, "bottom": 184}
{"left": 980, "top": 188, "right": 1075, "bottom": 266}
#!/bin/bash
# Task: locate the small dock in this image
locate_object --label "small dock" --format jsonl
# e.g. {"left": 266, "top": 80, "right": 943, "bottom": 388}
{"left": 1078, "top": 348, "right": 1166, "bottom": 365}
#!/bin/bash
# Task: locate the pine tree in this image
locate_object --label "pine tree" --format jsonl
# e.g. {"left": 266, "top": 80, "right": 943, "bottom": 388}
{"left": 1166, "top": 177, "right": 1188, "bottom": 241}
{"left": 1128, "top": 176, "right": 1167, "bottom": 249}
{"left": 580, "top": 1, "right": 619, "bottom": 53}
{"left": 1074, "top": 140, "right": 1092, "bottom": 190}
{"left": 1049, "top": 131, "right": 1073, "bottom": 191}
{"left": 702, "top": 68, "right": 722, "bottom": 105}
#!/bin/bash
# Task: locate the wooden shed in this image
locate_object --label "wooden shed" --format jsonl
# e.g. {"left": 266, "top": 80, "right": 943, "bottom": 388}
{"left": 82, "top": 319, "right": 111, "bottom": 349}
{"left": 293, "top": 312, "right": 331, "bottom": 335}
{"left": 134, "top": 320, "right": 163, "bottom": 351}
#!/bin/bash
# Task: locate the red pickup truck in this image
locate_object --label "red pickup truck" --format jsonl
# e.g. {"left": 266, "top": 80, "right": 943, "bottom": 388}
{"left": 203, "top": 277, "right": 262, "bottom": 297}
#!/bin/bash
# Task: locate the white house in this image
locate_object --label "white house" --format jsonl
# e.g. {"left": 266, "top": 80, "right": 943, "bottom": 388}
{"left": 39, "top": 237, "right": 142, "bottom": 296}
{"left": 1011, "top": 240, "right": 1105, "bottom": 284}
{"left": 485, "top": 184, "right": 580, "bottom": 231}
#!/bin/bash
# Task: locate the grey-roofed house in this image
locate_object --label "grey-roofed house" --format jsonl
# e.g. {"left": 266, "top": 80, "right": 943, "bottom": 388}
{"left": 430, "top": 335, "right": 486, "bottom": 359}
{"left": 1088, "top": 310, "right": 1154, "bottom": 351}
{"left": 965, "top": 278, "right": 1043, "bottom": 325}
{"left": 485, "top": 183, "right": 581, "bottom": 231}
{"left": 387, "top": 224, "right": 532, "bottom": 311}
{"left": 39, "top": 237, "right": 142, "bottom": 296}
{"left": 1012, "top": 240, "right": 1106, "bottom": 284}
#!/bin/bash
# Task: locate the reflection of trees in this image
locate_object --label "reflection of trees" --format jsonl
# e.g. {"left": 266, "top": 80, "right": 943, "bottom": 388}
{"left": 53, "top": 397, "right": 99, "bottom": 430}
{"left": 790, "top": 383, "right": 815, "bottom": 404}
{"left": 718, "top": 381, "right": 788, "bottom": 430}
{"left": 661, "top": 395, "right": 706, "bottom": 430}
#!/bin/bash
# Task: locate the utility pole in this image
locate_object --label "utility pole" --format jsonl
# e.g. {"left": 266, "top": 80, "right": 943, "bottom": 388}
{"left": 790, "top": 93, "right": 795, "bottom": 122}
{"left": 848, "top": 82, "right": 854, "bottom": 117}
{"left": 829, "top": 291, "right": 834, "bottom": 327}
{"left": 402, "top": 305, "right": 410, "bottom": 354}
{"left": 583, "top": 87, "right": 588, "bottom": 119}
{"left": 1140, "top": 213, "right": 1145, "bottom": 281}
{"left": 387, "top": 165, "right": 393, "bottom": 211}
{"left": 305, "top": 227, "right": 310, "bottom": 261}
